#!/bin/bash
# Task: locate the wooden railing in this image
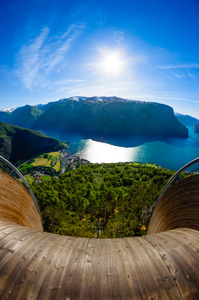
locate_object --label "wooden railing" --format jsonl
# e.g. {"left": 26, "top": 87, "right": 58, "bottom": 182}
{"left": 153, "top": 156, "right": 199, "bottom": 210}
{"left": 0, "top": 155, "right": 41, "bottom": 215}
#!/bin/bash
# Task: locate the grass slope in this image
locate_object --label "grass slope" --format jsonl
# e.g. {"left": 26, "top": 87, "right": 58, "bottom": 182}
{"left": 18, "top": 152, "right": 62, "bottom": 180}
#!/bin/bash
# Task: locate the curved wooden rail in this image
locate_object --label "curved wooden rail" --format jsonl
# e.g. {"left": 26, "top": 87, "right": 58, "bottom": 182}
{"left": 0, "top": 155, "right": 41, "bottom": 215}
{"left": 0, "top": 162, "right": 199, "bottom": 299}
{"left": 148, "top": 174, "right": 199, "bottom": 234}
{"left": 153, "top": 156, "right": 199, "bottom": 211}
{"left": 0, "top": 170, "right": 43, "bottom": 231}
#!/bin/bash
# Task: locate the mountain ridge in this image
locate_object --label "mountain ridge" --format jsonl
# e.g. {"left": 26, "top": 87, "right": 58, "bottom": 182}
{"left": 32, "top": 97, "right": 188, "bottom": 139}
{"left": 0, "top": 96, "right": 189, "bottom": 141}
{"left": 175, "top": 113, "right": 199, "bottom": 127}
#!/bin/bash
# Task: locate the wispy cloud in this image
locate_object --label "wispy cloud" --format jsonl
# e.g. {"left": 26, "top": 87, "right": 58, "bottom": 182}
{"left": 163, "top": 97, "right": 199, "bottom": 103}
{"left": 16, "top": 27, "right": 49, "bottom": 90}
{"left": 173, "top": 72, "right": 184, "bottom": 79}
{"left": 188, "top": 71, "right": 195, "bottom": 79}
{"left": 54, "top": 79, "right": 86, "bottom": 85}
{"left": 16, "top": 23, "right": 85, "bottom": 90}
{"left": 158, "top": 63, "right": 199, "bottom": 70}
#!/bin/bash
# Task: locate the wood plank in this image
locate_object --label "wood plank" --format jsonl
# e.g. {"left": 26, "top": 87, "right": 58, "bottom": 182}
{"left": 79, "top": 237, "right": 182, "bottom": 299}
{"left": 145, "top": 228, "right": 199, "bottom": 298}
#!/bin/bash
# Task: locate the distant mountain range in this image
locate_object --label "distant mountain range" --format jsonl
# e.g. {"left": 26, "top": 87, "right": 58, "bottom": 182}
{"left": 175, "top": 113, "right": 199, "bottom": 127}
{"left": 0, "top": 105, "right": 43, "bottom": 128}
{"left": 0, "top": 97, "right": 190, "bottom": 141}
{"left": 175, "top": 113, "right": 199, "bottom": 134}
{"left": 0, "top": 122, "right": 65, "bottom": 164}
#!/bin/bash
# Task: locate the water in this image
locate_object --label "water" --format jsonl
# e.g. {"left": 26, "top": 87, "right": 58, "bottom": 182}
{"left": 41, "top": 126, "right": 199, "bottom": 171}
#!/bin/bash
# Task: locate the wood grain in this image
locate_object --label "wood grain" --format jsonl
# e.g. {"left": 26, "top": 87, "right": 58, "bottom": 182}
{"left": 0, "top": 171, "right": 199, "bottom": 299}
{"left": 0, "top": 170, "right": 43, "bottom": 231}
{"left": 148, "top": 174, "right": 199, "bottom": 234}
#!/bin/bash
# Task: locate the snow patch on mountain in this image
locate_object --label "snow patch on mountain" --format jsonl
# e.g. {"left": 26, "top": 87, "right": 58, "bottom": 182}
{"left": 0, "top": 108, "right": 15, "bottom": 113}
{"left": 57, "top": 96, "right": 133, "bottom": 104}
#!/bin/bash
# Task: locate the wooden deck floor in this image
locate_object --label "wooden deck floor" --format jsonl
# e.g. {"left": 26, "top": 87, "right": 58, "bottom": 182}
{"left": 0, "top": 171, "right": 199, "bottom": 299}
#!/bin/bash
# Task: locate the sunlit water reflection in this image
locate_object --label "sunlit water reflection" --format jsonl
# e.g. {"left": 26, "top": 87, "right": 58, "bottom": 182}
{"left": 76, "top": 138, "right": 199, "bottom": 170}
{"left": 76, "top": 139, "right": 140, "bottom": 163}
{"left": 40, "top": 126, "right": 199, "bottom": 170}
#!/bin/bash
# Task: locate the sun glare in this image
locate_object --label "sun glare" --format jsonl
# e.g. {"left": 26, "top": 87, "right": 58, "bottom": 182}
{"left": 98, "top": 49, "right": 125, "bottom": 75}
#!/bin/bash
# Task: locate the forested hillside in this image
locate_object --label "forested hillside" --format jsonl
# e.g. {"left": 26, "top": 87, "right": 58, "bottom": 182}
{"left": 0, "top": 122, "right": 66, "bottom": 165}
{"left": 31, "top": 162, "right": 176, "bottom": 238}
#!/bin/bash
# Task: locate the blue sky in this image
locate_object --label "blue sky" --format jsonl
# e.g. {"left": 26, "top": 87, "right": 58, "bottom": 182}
{"left": 1, "top": 0, "right": 199, "bottom": 118}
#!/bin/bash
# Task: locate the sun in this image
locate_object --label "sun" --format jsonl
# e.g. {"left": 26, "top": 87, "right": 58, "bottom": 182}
{"left": 98, "top": 49, "right": 125, "bottom": 75}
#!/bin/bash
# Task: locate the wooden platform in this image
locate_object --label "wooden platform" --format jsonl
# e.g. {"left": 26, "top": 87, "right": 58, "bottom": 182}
{"left": 0, "top": 170, "right": 199, "bottom": 299}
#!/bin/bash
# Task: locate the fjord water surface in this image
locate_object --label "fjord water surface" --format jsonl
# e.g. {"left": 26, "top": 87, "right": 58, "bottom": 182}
{"left": 41, "top": 126, "right": 199, "bottom": 170}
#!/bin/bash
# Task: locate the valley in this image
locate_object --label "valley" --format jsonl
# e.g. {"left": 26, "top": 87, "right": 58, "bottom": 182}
{"left": 0, "top": 98, "right": 199, "bottom": 238}
{"left": 18, "top": 151, "right": 90, "bottom": 183}
{"left": 1, "top": 97, "right": 199, "bottom": 171}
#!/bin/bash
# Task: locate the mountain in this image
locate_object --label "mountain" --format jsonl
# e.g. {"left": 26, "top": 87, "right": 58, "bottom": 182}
{"left": 193, "top": 123, "right": 199, "bottom": 133}
{"left": 0, "top": 105, "right": 43, "bottom": 128}
{"left": 0, "top": 97, "right": 189, "bottom": 141}
{"left": 0, "top": 122, "right": 65, "bottom": 164}
{"left": 0, "top": 111, "right": 10, "bottom": 123}
{"left": 32, "top": 97, "right": 188, "bottom": 139}
{"left": 175, "top": 113, "right": 199, "bottom": 127}
{"left": 36, "top": 101, "right": 57, "bottom": 112}
{"left": 175, "top": 113, "right": 199, "bottom": 135}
